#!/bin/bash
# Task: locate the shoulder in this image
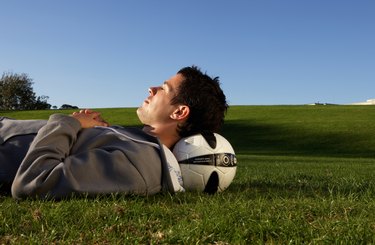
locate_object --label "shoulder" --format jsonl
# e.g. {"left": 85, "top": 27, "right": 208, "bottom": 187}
{"left": 0, "top": 117, "right": 47, "bottom": 144}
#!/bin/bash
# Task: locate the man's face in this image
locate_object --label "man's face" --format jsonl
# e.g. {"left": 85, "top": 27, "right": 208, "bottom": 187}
{"left": 136, "top": 73, "right": 184, "bottom": 130}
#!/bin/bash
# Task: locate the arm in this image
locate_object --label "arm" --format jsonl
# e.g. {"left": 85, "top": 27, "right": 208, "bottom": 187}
{"left": 11, "top": 114, "right": 82, "bottom": 199}
{"left": 11, "top": 112, "right": 156, "bottom": 199}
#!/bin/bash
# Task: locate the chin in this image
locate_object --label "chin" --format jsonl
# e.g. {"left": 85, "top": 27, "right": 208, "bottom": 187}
{"left": 136, "top": 108, "right": 145, "bottom": 120}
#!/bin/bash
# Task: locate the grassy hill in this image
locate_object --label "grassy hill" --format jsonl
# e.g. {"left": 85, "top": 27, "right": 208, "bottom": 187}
{"left": 2, "top": 105, "right": 375, "bottom": 243}
{"left": 3, "top": 105, "right": 375, "bottom": 157}
{"left": 223, "top": 105, "right": 375, "bottom": 157}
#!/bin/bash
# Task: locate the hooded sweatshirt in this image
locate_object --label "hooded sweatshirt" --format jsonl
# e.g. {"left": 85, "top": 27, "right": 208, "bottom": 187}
{"left": 0, "top": 114, "right": 181, "bottom": 199}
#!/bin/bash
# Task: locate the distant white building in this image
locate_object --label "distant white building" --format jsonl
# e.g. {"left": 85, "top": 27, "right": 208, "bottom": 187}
{"left": 351, "top": 99, "right": 375, "bottom": 105}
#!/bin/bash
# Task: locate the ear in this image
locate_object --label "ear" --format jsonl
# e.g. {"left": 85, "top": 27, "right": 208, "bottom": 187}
{"left": 170, "top": 105, "right": 190, "bottom": 121}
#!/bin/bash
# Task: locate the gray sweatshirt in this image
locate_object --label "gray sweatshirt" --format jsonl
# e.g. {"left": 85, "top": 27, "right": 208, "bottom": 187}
{"left": 0, "top": 114, "right": 174, "bottom": 199}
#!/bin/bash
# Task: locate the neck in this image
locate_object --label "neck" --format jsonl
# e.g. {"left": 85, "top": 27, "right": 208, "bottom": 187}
{"left": 142, "top": 124, "right": 180, "bottom": 149}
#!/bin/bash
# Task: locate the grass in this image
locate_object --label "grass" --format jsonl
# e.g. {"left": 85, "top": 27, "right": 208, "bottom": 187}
{"left": 1, "top": 105, "right": 375, "bottom": 243}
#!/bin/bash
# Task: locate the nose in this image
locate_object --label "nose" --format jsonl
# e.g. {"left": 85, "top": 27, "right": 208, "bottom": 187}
{"left": 148, "top": 87, "right": 159, "bottom": 96}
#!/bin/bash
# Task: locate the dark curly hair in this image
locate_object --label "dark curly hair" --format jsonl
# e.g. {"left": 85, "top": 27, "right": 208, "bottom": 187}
{"left": 171, "top": 66, "right": 228, "bottom": 137}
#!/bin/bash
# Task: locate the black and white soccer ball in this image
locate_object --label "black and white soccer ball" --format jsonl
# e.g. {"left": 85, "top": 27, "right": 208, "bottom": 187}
{"left": 172, "top": 133, "right": 237, "bottom": 194}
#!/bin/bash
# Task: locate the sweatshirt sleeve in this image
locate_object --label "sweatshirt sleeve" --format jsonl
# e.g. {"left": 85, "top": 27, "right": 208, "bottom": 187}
{"left": 12, "top": 114, "right": 162, "bottom": 199}
{"left": 11, "top": 114, "right": 161, "bottom": 199}
{"left": 11, "top": 114, "right": 81, "bottom": 199}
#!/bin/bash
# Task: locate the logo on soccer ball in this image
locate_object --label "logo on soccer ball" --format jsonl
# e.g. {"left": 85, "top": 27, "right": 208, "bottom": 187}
{"left": 178, "top": 153, "right": 237, "bottom": 167}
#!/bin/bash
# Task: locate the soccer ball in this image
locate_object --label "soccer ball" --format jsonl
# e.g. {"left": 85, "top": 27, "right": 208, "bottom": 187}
{"left": 172, "top": 133, "right": 237, "bottom": 194}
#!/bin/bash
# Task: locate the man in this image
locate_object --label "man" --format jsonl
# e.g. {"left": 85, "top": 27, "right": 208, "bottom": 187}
{"left": 0, "top": 66, "right": 228, "bottom": 199}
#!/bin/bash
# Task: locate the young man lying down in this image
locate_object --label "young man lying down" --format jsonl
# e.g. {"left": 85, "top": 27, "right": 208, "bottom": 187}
{"left": 0, "top": 66, "right": 228, "bottom": 199}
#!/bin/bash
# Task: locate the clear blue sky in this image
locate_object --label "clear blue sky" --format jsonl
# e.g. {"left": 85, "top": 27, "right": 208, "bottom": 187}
{"left": 1, "top": 0, "right": 374, "bottom": 108}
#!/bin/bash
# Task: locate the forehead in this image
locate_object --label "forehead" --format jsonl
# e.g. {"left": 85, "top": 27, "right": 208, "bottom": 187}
{"left": 164, "top": 73, "right": 184, "bottom": 91}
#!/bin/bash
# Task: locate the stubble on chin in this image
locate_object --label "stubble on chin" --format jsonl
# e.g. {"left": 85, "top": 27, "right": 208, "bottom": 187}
{"left": 136, "top": 107, "right": 146, "bottom": 123}
{"left": 137, "top": 107, "right": 153, "bottom": 135}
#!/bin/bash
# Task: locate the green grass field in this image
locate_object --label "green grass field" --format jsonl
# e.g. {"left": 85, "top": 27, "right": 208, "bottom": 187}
{"left": 1, "top": 105, "right": 375, "bottom": 244}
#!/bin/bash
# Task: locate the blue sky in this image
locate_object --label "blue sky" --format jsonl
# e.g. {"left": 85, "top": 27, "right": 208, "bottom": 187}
{"left": 1, "top": 0, "right": 374, "bottom": 108}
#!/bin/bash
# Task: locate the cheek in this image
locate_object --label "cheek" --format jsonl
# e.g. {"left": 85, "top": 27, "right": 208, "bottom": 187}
{"left": 152, "top": 97, "right": 169, "bottom": 109}
{"left": 150, "top": 97, "right": 174, "bottom": 115}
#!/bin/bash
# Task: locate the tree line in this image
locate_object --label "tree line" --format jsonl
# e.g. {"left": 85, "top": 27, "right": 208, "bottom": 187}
{"left": 0, "top": 72, "right": 77, "bottom": 110}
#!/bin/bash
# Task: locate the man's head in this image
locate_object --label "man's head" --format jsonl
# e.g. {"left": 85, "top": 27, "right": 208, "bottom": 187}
{"left": 137, "top": 66, "right": 228, "bottom": 147}
{"left": 172, "top": 66, "right": 228, "bottom": 137}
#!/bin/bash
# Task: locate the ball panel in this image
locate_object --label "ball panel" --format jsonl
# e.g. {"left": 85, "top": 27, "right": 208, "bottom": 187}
{"left": 217, "top": 167, "right": 237, "bottom": 192}
{"left": 179, "top": 164, "right": 206, "bottom": 191}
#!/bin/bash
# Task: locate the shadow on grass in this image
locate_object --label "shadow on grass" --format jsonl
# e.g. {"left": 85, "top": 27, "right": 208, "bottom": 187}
{"left": 221, "top": 120, "right": 375, "bottom": 158}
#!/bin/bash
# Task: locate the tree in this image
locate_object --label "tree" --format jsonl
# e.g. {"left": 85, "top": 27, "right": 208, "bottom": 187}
{"left": 60, "top": 104, "right": 79, "bottom": 110}
{"left": 0, "top": 72, "right": 50, "bottom": 110}
{"left": 34, "top": 95, "right": 51, "bottom": 110}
